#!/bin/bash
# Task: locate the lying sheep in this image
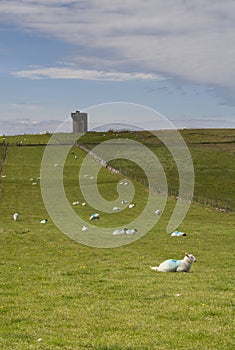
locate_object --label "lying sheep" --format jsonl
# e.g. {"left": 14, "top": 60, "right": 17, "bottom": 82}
{"left": 150, "top": 252, "right": 196, "bottom": 272}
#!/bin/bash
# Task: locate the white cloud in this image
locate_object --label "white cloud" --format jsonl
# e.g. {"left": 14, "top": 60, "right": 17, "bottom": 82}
{"left": 10, "top": 102, "right": 41, "bottom": 110}
{"left": 12, "top": 67, "right": 162, "bottom": 81}
{"left": 0, "top": 1, "right": 235, "bottom": 88}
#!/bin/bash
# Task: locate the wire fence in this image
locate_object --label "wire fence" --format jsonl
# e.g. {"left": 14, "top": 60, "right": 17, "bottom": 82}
{"left": 76, "top": 143, "right": 233, "bottom": 212}
{"left": 0, "top": 143, "right": 8, "bottom": 173}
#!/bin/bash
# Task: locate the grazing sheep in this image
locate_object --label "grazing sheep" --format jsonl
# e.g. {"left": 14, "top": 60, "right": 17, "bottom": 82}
{"left": 150, "top": 252, "right": 196, "bottom": 272}
{"left": 82, "top": 202, "right": 86, "bottom": 206}
{"left": 112, "top": 206, "right": 121, "bottom": 211}
{"left": 73, "top": 201, "right": 79, "bottom": 206}
{"left": 113, "top": 228, "right": 127, "bottom": 235}
{"left": 171, "top": 231, "right": 186, "bottom": 237}
{"left": 82, "top": 225, "right": 88, "bottom": 231}
{"left": 112, "top": 228, "right": 137, "bottom": 235}
{"left": 121, "top": 200, "right": 127, "bottom": 204}
{"left": 155, "top": 209, "right": 162, "bottom": 215}
{"left": 89, "top": 213, "right": 100, "bottom": 221}
{"left": 125, "top": 229, "right": 137, "bottom": 235}
{"left": 128, "top": 204, "right": 136, "bottom": 209}
{"left": 13, "top": 213, "right": 19, "bottom": 221}
{"left": 40, "top": 219, "right": 48, "bottom": 224}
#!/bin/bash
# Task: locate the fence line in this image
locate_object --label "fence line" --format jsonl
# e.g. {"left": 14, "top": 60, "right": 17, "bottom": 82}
{"left": 76, "top": 143, "right": 233, "bottom": 212}
{"left": 0, "top": 143, "right": 8, "bottom": 174}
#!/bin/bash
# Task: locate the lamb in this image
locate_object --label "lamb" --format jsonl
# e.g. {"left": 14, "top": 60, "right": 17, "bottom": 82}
{"left": 150, "top": 252, "right": 196, "bottom": 272}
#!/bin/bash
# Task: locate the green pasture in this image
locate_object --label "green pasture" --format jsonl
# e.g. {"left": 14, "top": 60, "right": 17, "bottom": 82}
{"left": 0, "top": 131, "right": 234, "bottom": 349}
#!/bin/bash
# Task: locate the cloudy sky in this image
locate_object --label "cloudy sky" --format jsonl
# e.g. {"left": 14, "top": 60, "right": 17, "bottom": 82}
{"left": 0, "top": 0, "right": 235, "bottom": 134}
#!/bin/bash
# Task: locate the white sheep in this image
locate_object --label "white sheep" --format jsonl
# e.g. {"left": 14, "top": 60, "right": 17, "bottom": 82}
{"left": 82, "top": 225, "right": 88, "bottom": 231}
{"left": 112, "top": 228, "right": 137, "bottom": 235}
{"left": 89, "top": 213, "right": 100, "bottom": 221}
{"left": 40, "top": 219, "right": 48, "bottom": 224}
{"left": 155, "top": 209, "right": 162, "bottom": 215}
{"left": 128, "top": 204, "right": 136, "bottom": 209}
{"left": 171, "top": 231, "right": 186, "bottom": 237}
{"left": 150, "top": 252, "right": 197, "bottom": 272}
{"left": 112, "top": 228, "right": 127, "bottom": 235}
{"left": 112, "top": 206, "right": 121, "bottom": 211}
{"left": 13, "top": 213, "right": 19, "bottom": 221}
{"left": 125, "top": 229, "right": 137, "bottom": 235}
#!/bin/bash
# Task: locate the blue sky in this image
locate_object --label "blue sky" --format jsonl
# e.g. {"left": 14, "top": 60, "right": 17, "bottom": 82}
{"left": 0, "top": 0, "right": 235, "bottom": 134}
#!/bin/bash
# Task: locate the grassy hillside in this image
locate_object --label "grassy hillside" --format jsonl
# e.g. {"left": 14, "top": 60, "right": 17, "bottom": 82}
{"left": 0, "top": 133, "right": 234, "bottom": 349}
{"left": 2, "top": 129, "right": 235, "bottom": 210}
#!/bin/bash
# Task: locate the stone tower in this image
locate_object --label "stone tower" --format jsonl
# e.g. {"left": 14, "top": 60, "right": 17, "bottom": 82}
{"left": 71, "top": 111, "right": 88, "bottom": 133}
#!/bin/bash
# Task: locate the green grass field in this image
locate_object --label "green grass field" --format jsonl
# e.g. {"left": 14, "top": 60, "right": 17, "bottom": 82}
{"left": 0, "top": 131, "right": 234, "bottom": 349}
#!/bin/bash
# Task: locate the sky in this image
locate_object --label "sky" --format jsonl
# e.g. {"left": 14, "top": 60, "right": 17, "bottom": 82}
{"left": 0, "top": 0, "right": 235, "bottom": 135}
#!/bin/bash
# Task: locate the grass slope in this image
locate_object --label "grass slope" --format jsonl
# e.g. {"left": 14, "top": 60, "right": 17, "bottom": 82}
{"left": 80, "top": 129, "right": 235, "bottom": 210}
{"left": 0, "top": 134, "right": 234, "bottom": 349}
